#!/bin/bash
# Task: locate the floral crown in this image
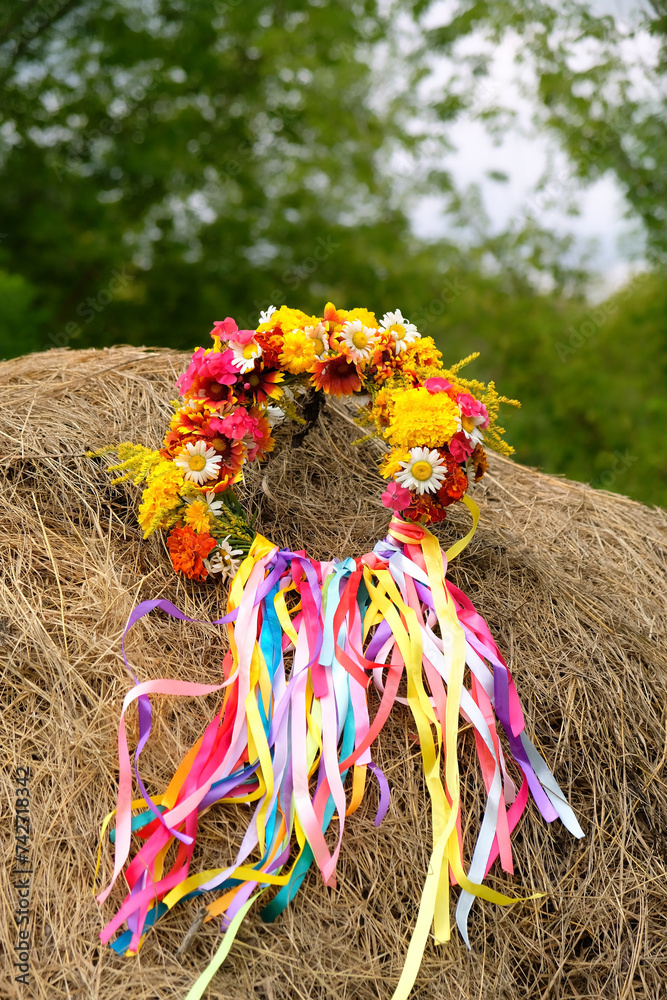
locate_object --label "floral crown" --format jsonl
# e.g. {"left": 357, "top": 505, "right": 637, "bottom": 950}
{"left": 110, "top": 302, "right": 518, "bottom": 579}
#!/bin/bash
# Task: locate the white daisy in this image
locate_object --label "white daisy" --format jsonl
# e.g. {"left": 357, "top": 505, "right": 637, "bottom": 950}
{"left": 395, "top": 447, "right": 447, "bottom": 495}
{"left": 258, "top": 305, "right": 276, "bottom": 325}
{"left": 304, "top": 322, "right": 330, "bottom": 357}
{"left": 174, "top": 441, "right": 222, "bottom": 485}
{"left": 380, "top": 309, "right": 420, "bottom": 354}
{"left": 231, "top": 339, "right": 263, "bottom": 373}
{"left": 184, "top": 490, "right": 225, "bottom": 516}
{"left": 340, "top": 319, "right": 379, "bottom": 362}
{"left": 266, "top": 404, "right": 285, "bottom": 428}
{"left": 204, "top": 537, "right": 244, "bottom": 580}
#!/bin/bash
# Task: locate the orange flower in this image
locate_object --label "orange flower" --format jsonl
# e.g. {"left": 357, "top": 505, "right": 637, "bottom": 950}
{"left": 437, "top": 454, "right": 469, "bottom": 502}
{"left": 403, "top": 494, "right": 448, "bottom": 525}
{"left": 255, "top": 330, "right": 284, "bottom": 369}
{"left": 166, "top": 524, "right": 216, "bottom": 580}
{"left": 170, "top": 399, "right": 233, "bottom": 439}
{"left": 310, "top": 355, "right": 361, "bottom": 397}
{"left": 470, "top": 443, "right": 489, "bottom": 482}
{"left": 204, "top": 433, "right": 246, "bottom": 481}
{"left": 323, "top": 302, "right": 348, "bottom": 326}
{"left": 237, "top": 362, "right": 284, "bottom": 404}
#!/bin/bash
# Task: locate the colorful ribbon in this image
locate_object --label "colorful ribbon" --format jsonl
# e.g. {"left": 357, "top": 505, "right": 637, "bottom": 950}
{"left": 96, "top": 511, "right": 582, "bottom": 998}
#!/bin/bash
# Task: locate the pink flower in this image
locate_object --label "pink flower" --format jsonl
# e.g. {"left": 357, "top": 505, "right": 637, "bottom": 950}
{"left": 457, "top": 392, "right": 489, "bottom": 429}
{"left": 210, "top": 317, "right": 238, "bottom": 340}
{"left": 204, "top": 348, "right": 238, "bottom": 383}
{"left": 424, "top": 376, "right": 452, "bottom": 394}
{"left": 381, "top": 481, "right": 412, "bottom": 512}
{"left": 176, "top": 346, "right": 238, "bottom": 395}
{"left": 448, "top": 431, "right": 474, "bottom": 463}
{"left": 211, "top": 409, "right": 259, "bottom": 441}
{"left": 176, "top": 347, "right": 206, "bottom": 394}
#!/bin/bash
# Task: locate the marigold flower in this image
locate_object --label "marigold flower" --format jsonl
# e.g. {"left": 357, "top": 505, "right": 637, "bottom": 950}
{"left": 166, "top": 524, "right": 216, "bottom": 581}
{"left": 386, "top": 387, "right": 460, "bottom": 450}
{"left": 437, "top": 455, "right": 469, "bottom": 502}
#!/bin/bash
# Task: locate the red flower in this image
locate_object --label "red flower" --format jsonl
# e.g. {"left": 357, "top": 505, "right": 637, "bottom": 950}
{"left": 166, "top": 525, "right": 216, "bottom": 581}
{"left": 437, "top": 455, "right": 468, "bottom": 503}
{"left": 403, "top": 494, "right": 448, "bottom": 524}
{"left": 237, "top": 362, "right": 284, "bottom": 404}
{"left": 310, "top": 355, "right": 361, "bottom": 397}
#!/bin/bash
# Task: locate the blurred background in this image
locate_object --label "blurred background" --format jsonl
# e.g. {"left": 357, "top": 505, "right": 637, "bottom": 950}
{"left": 0, "top": 0, "right": 665, "bottom": 504}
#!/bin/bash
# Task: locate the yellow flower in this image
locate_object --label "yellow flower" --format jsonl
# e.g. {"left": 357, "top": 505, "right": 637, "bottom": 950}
{"left": 346, "top": 307, "right": 378, "bottom": 328}
{"left": 385, "top": 387, "right": 460, "bottom": 449}
{"left": 257, "top": 306, "right": 319, "bottom": 335}
{"left": 138, "top": 460, "right": 185, "bottom": 538}
{"left": 280, "top": 330, "right": 317, "bottom": 374}
{"left": 379, "top": 448, "right": 410, "bottom": 479}
{"left": 401, "top": 337, "right": 443, "bottom": 374}
{"left": 183, "top": 499, "right": 213, "bottom": 534}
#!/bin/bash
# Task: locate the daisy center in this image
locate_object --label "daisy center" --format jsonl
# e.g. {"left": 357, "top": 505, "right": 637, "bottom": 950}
{"left": 411, "top": 461, "right": 434, "bottom": 482}
{"left": 352, "top": 331, "right": 369, "bottom": 349}
{"left": 313, "top": 338, "right": 326, "bottom": 355}
{"left": 389, "top": 324, "right": 406, "bottom": 340}
{"left": 243, "top": 343, "right": 257, "bottom": 359}
{"left": 188, "top": 454, "right": 207, "bottom": 471}
{"left": 462, "top": 415, "right": 475, "bottom": 433}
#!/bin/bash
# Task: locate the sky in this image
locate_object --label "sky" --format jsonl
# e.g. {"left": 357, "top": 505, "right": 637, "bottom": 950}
{"left": 407, "top": 0, "right": 657, "bottom": 297}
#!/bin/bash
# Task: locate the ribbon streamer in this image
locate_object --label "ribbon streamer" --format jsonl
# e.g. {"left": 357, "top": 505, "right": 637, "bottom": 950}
{"left": 97, "top": 512, "right": 582, "bottom": 998}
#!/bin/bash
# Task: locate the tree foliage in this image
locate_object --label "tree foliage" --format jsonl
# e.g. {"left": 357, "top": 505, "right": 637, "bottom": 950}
{"left": 0, "top": 0, "right": 665, "bottom": 505}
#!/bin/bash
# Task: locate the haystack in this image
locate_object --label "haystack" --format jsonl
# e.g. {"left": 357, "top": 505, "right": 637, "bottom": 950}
{"left": 1, "top": 345, "right": 666, "bottom": 1000}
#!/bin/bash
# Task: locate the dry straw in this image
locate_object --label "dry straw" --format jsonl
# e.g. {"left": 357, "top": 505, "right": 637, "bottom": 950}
{"left": 1, "top": 345, "right": 667, "bottom": 1000}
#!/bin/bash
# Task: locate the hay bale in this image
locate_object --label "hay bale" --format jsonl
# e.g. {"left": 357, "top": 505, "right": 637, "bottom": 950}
{"left": 1, "top": 345, "right": 666, "bottom": 1000}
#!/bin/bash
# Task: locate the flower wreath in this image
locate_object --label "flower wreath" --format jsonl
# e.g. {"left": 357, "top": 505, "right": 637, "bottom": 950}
{"left": 110, "top": 302, "right": 517, "bottom": 582}
{"left": 97, "top": 303, "right": 582, "bottom": 1000}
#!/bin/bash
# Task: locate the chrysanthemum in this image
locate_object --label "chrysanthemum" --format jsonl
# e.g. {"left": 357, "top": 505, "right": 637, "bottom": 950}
{"left": 385, "top": 387, "right": 460, "bottom": 450}
{"left": 396, "top": 447, "right": 448, "bottom": 495}
{"left": 166, "top": 524, "right": 216, "bottom": 581}
{"left": 380, "top": 310, "right": 420, "bottom": 354}
{"left": 174, "top": 440, "right": 223, "bottom": 484}
{"left": 310, "top": 355, "right": 362, "bottom": 397}
{"left": 256, "top": 305, "right": 319, "bottom": 335}
{"left": 279, "top": 330, "right": 317, "bottom": 374}
{"left": 204, "top": 537, "right": 244, "bottom": 580}
{"left": 340, "top": 319, "right": 379, "bottom": 363}
{"left": 183, "top": 498, "right": 213, "bottom": 534}
{"left": 378, "top": 448, "right": 410, "bottom": 480}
